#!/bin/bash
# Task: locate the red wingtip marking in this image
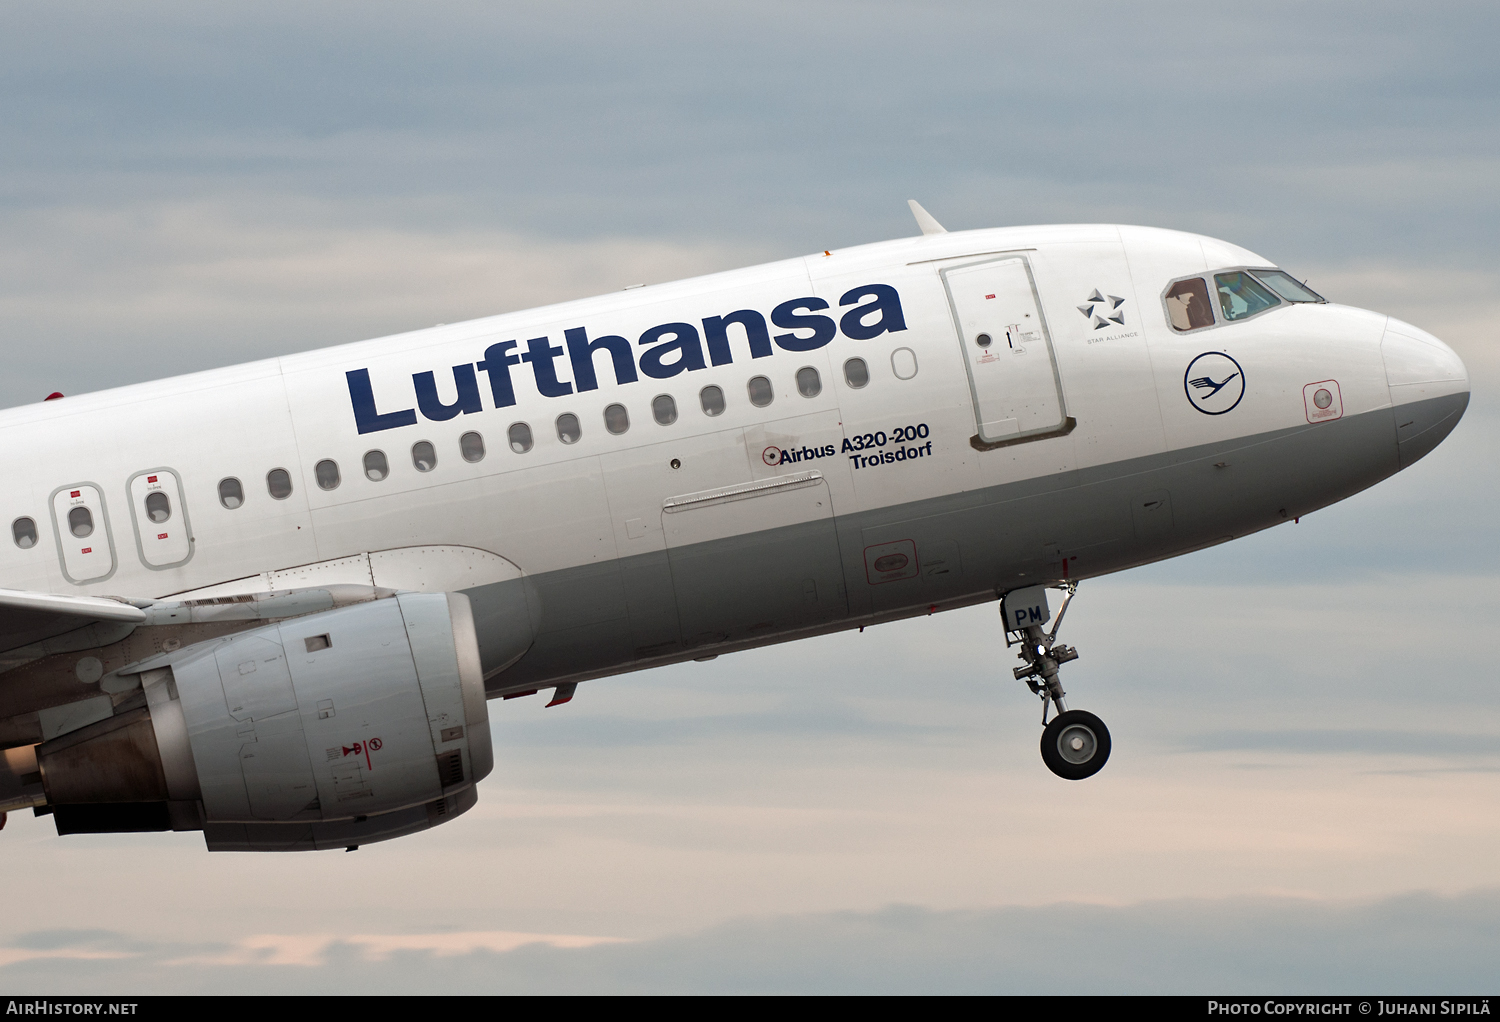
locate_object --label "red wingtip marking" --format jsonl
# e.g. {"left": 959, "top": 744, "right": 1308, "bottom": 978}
{"left": 545, "top": 694, "right": 573, "bottom": 707}
{"left": 44, "top": 392, "right": 63, "bottom": 401}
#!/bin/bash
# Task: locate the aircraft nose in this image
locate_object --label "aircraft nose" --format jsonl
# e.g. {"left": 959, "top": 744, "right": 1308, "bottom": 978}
{"left": 1381, "top": 318, "right": 1470, "bottom": 468}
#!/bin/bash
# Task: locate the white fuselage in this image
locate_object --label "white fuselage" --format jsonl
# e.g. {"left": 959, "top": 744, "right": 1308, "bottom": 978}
{"left": 0, "top": 224, "right": 1469, "bottom": 692}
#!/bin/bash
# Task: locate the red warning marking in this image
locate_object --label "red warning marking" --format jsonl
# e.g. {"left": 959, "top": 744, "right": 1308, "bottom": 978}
{"left": 70, "top": 490, "right": 80, "bottom": 498}
{"left": 342, "top": 738, "right": 381, "bottom": 770}
{"left": 157, "top": 533, "right": 168, "bottom": 540}
{"left": 147, "top": 475, "right": 158, "bottom": 483}
{"left": 81, "top": 547, "right": 91, "bottom": 554}
{"left": 985, "top": 294, "right": 996, "bottom": 299}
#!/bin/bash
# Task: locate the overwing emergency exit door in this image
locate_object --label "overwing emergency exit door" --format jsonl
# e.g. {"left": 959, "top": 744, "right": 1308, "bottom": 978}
{"left": 941, "top": 256, "right": 1071, "bottom": 446}
{"left": 49, "top": 483, "right": 117, "bottom": 584}
{"left": 126, "top": 467, "right": 194, "bottom": 568}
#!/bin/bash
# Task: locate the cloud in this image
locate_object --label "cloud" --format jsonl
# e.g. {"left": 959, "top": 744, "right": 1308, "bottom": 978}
{"left": 4, "top": 890, "right": 1499, "bottom": 993}
{"left": 166, "top": 929, "right": 625, "bottom": 968}
{"left": 0, "top": 2, "right": 1495, "bottom": 254}
{"left": 1179, "top": 729, "right": 1500, "bottom": 760}
{"left": 0, "top": 200, "right": 769, "bottom": 406}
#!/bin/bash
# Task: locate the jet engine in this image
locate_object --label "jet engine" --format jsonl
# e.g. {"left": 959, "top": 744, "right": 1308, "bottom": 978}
{"left": 34, "top": 591, "right": 492, "bottom": 851}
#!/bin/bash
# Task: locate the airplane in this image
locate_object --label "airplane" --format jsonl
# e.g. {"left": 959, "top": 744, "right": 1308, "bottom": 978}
{"left": 0, "top": 201, "right": 1469, "bottom": 851}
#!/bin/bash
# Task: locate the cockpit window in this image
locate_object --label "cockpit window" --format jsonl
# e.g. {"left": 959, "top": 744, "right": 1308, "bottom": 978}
{"left": 1214, "top": 272, "right": 1280, "bottom": 321}
{"left": 1165, "top": 278, "right": 1215, "bottom": 331}
{"left": 1253, "top": 270, "right": 1325, "bottom": 304}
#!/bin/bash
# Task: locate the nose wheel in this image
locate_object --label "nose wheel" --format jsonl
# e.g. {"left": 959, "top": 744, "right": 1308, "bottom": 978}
{"left": 1040, "top": 709, "right": 1111, "bottom": 780}
{"left": 1004, "top": 583, "right": 1112, "bottom": 780}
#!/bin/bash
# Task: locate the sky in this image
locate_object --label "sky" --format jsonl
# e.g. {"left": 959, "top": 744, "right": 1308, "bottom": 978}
{"left": 1, "top": 0, "right": 1498, "bottom": 994}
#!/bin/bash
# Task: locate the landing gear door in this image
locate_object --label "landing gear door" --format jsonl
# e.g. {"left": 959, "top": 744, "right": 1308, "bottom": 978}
{"left": 941, "top": 256, "right": 1069, "bottom": 446}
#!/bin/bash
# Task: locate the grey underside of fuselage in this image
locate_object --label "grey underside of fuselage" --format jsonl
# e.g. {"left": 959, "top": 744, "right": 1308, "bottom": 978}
{"left": 467, "top": 393, "right": 1460, "bottom": 696}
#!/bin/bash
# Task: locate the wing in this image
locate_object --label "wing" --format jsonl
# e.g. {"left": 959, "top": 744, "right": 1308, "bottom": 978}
{"left": 0, "top": 588, "right": 145, "bottom": 655}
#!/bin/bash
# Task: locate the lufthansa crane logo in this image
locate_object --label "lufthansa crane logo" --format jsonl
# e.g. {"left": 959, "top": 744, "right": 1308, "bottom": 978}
{"left": 1078, "top": 289, "right": 1125, "bottom": 331}
{"left": 1184, "top": 352, "right": 1246, "bottom": 415}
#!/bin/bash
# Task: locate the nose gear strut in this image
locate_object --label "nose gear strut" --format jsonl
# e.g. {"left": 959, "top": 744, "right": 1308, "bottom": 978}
{"left": 1011, "top": 582, "right": 1080, "bottom": 724}
{"left": 1002, "top": 583, "right": 1111, "bottom": 780}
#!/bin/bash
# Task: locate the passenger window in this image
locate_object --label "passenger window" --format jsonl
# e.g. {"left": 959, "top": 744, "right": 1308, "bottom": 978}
{"left": 1252, "top": 270, "right": 1324, "bottom": 303}
{"left": 747, "top": 376, "right": 773, "bottom": 408}
{"left": 843, "top": 357, "right": 869, "bottom": 389}
{"left": 699, "top": 385, "right": 726, "bottom": 416}
{"left": 11, "top": 517, "right": 37, "bottom": 549}
{"left": 145, "top": 491, "right": 171, "bottom": 523}
{"left": 604, "top": 404, "right": 630, "bottom": 435}
{"left": 68, "top": 506, "right": 93, "bottom": 538}
{"left": 218, "top": 478, "right": 244, "bottom": 509}
{"left": 556, "top": 413, "right": 581, "bottom": 445}
{"left": 508, "top": 422, "right": 534, "bottom": 453}
{"left": 891, "top": 347, "right": 918, "bottom": 380}
{"left": 412, "top": 442, "right": 437, "bottom": 472}
{"left": 1165, "top": 278, "right": 1214, "bottom": 331}
{"left": 652, "top": 395, "right": 678, "bottom": 425}
{"left": 1215, "top": 272, "right": 1280, "bottom": 321}
{"left": 460, "top": 431, "right": 485, "bottom": 463}
{"left": 267, "top": 468, "right": 293, "bottom": 500}
{"left": 363, "top": 450, "right": 389, "bottom": 481}
{"left": 796, "top": 366, "right": 821, "bottom": 398}
{"left": 314, "top": 460, "right": 341, "bottom": 490}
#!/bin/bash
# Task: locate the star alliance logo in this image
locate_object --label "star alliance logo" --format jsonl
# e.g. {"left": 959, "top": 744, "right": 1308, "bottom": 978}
{"left": 1078, "top": 289, "right": 1125, "bottom": 331}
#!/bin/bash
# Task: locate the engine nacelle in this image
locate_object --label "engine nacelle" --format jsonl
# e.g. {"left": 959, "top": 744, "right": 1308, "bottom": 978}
{"left": 37, "top": 591, "right": 493, "bottom": 851}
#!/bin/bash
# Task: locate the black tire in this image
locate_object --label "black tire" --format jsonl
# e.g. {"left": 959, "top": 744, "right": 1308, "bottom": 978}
{"left": 1040, "top": 709, "right": 1111, "bottom": 780}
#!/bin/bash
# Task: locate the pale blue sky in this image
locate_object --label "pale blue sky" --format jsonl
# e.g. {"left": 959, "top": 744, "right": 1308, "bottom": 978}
{"left": 1, "top": 1, "right": 1497, "bottom": 993}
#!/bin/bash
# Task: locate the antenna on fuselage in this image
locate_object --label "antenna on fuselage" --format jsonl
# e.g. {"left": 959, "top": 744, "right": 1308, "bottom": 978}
{"left": 907, "top": 199, "right": 947, "bottom": 236}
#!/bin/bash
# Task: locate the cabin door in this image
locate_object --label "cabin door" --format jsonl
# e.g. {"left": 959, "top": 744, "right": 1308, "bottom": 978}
{"left": 941, "top": 256, "right": 1070, "bottom": 446}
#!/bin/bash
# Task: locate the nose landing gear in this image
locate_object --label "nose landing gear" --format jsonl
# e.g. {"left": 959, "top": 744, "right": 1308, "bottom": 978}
{"left": 1004, "top": 583, "right": 1111, "bottom": 780}
{"left": 1040, "top": 709, "right": 1112, "bottom": 780}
